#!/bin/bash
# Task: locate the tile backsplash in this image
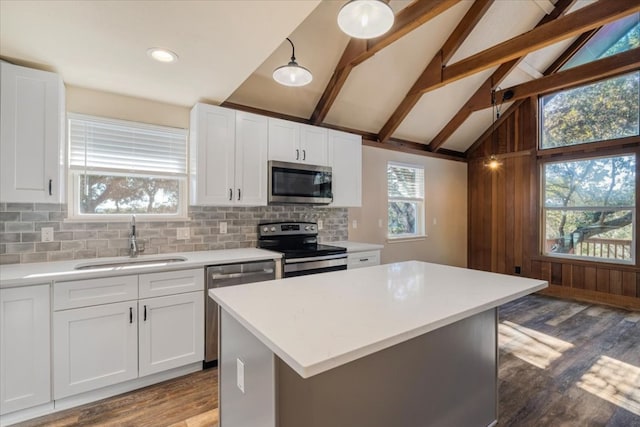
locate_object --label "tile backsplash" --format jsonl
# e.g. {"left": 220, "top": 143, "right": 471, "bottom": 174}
{"left": 0, "top": 203, "right": 348, "bottom": 265}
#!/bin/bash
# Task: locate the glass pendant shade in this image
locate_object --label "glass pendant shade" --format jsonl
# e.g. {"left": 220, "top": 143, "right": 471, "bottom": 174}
{"left": 273, "top": 61, "right": 313, "bottom": 87}
{"left": 338, "top": 0, "right": 394, "bottom": 39}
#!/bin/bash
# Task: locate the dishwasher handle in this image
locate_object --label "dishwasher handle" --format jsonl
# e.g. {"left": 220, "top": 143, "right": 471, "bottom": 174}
{"left": 209, "top": 269, "right": 274, "bottom": 281}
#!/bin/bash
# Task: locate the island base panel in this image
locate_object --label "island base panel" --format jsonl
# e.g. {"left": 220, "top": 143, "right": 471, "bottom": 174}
{"left": 219, "top": 309, "right": 275, "bottom": 427}
{"left": 276, "top": 309, "right": 497, "bottom": 427}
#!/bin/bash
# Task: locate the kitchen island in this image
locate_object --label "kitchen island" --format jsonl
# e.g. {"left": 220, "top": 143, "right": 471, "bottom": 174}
{"left": 209, "top": 261, "right": 547, "bottom": 427}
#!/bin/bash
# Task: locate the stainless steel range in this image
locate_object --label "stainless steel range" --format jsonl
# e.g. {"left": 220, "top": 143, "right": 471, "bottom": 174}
{"left": 258, "top": 221, "right": 347, "bottom": 277}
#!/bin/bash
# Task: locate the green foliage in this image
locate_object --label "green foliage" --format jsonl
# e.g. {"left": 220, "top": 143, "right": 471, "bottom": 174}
{"left": 80, "top": 175, "right": 179, "bottom": 214}
{"left": 541, "top": 72, "right": 639, "bottom": 149}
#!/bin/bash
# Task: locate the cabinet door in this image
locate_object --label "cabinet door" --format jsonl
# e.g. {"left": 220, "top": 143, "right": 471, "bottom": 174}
{"left": 190, "top": 103, "right": 236, "bottom": 205}
{"left": 328, "top": 129, "right": 362, "bottom": 207}
{"left": 300, "top": 124, "right": 328, "bottom": 166}
{"left": 0, "top": 61, "right": 65, "bottom": 203}
{"left": 138, "top": 291, "right": 204, "bottom": 377}
{"left": 0, "top": 285, "right": 51, "bottom": 415}
{"left": 53, "top": 301, "right": 138, "bottom": 399}
{"left": 268, "top": 118, "right": 300, "bottom": 163}
{"left": 235, "top": 112, "right": 268, "bottom": 206}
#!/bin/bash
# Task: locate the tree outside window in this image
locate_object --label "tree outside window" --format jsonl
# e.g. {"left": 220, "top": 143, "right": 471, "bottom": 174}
{"left": 543, "top": 155, "right": 636, "bottom": 263}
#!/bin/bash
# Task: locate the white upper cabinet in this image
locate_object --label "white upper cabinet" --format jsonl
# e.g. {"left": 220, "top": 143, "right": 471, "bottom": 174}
{"left": 235, "top": 111, "right": 268, "bottom": 205}
{"left": 268, "top": 118, "right": 328, "bottom": 166}
{"left": 328, "top": 129, "right": 362, "bottom": 207}
{"left": 190, "top": 103, "right": 267, "bottom": 206}
{"left": 0, "top": 61, "right": 65, "bottom": 203}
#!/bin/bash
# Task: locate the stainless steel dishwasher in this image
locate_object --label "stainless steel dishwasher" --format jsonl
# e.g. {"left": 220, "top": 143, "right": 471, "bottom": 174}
{"left": 205, "top": 259, "right": 279, "bottom": 367}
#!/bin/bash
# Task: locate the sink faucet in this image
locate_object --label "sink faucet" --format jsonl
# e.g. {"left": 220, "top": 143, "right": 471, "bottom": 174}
{"left": 129, "top": 215, "right": 140, "bottom": 258}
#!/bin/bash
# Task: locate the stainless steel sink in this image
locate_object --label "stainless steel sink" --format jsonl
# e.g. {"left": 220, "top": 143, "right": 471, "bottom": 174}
{"left": 75, "top": 256, "right": 187, "bottom": 270}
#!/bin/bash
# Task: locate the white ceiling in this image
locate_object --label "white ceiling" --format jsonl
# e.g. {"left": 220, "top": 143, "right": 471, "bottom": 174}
{"left": 0, "top": 0, "right": 608, "bottom": 154}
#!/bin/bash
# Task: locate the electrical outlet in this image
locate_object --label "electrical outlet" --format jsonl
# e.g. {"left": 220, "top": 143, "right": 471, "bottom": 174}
{"left": 378, "top": 219, "right": 383, "bottom": 228}
{"left": 41, "top": 227, "right": 54, "bottom": 242}
{"left": 220, "top": 222, "right": 228, "bottom": 234}
{"left": 176, "top": 227, "right": 190, "bottom": 240}
{"left": 433, "top": 218, "right": 437, "bottom": 225}
{"left": 318, "top": 219, "right": 323, "bottom": 230}
{"left": 352, "top": 220, "right": 358, "bottom": 229}
{"left": 237, "top": 358, "right": 245, "bottom": 393}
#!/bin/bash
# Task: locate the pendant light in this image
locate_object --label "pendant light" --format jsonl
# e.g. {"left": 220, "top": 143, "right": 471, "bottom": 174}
{"left": 338, "top": 0, "right": 394, "bottom": 39}
{"left": 484, "top": 89, "right": 514, "bottom": 170}
{"left": 273, "top": 38, "right": 313, "bottom": 87}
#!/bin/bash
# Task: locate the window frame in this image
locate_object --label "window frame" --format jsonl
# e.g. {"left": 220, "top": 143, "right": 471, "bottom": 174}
{"left": 66, "top": 113, "right": 189, "bottom": 221}
{"left": 539, "top": 150, "right": 637, "bottom": 265}
{"left": 387, "top": 161, "right": 426, "bottom": 241}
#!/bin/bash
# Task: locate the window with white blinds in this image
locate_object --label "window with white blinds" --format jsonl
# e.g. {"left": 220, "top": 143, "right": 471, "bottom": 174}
{"left": 387, "top": 162, "right": 425, "bottom": 238}
{"left": 69, "top": 114, "right": 187, "bottom": 175}
{"left": 67, "top": 114, "right": 188, "bottom": 219}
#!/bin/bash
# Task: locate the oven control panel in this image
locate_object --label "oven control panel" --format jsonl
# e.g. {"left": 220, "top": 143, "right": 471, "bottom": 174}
{"left": 259, "top": 221, "right": 317, "bottom": 237}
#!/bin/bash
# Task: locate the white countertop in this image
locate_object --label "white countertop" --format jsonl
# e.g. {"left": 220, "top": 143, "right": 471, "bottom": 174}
{"left": 0, "top": 248, "right": 281, "bottom": 288}
{"left": 331, "top": 241, "right": 384, "bottom": 252}
{"left": 210, "top": 261, "right": 547, "bottom": 379}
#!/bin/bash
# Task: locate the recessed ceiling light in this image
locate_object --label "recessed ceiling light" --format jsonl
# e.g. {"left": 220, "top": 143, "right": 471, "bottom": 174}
{"left": 147, "top": 48, "right": 178, "bottom": 63}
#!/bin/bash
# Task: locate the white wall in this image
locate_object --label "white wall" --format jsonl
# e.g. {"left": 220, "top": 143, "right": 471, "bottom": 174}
{"left": 348, "top": 146, "right": 468, "bottom": 268}
{"left": 66, "top": 85, "right": 189, "bottom": 128}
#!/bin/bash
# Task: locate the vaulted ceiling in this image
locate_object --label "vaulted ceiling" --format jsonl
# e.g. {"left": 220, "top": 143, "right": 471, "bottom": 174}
{"left": 1, "top": 0, "right": 638, "bottom": 157}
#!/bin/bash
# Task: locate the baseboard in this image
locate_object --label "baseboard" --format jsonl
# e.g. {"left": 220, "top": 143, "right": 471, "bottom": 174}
{"left": 0, "top": 402, "right": 54, "bottom": 427}
{"left": 538, "top": 285, "right": 640, "bottom": 311}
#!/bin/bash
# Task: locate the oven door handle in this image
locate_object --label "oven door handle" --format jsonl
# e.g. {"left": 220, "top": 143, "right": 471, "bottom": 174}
{"left": 285, "top": 253, "right": 347, "bottom": 264}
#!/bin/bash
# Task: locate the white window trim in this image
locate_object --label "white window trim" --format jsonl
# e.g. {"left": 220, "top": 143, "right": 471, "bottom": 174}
{"left": 387, "top": 161, "right": 426, "bottom": 240}
{"left": 66, "top": 113, "right": 189, "bottom": 221}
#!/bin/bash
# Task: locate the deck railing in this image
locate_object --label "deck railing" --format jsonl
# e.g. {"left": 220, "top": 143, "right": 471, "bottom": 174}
{"left": 545, "top": 238, "right": 633, "bottom": 261}
{"left": 575, "top": 238, "right": 632, "bottom": 261}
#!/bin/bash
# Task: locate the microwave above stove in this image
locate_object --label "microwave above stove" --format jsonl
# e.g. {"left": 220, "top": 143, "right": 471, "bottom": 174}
{"left": 268, "top": 160, "right": 333, "bottom": 205}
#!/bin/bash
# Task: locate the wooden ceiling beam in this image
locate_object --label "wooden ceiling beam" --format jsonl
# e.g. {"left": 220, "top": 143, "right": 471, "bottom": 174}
{"left": 433, "top": 0, "right": 640, "bottom": 95}
{"left": 464, "top": 26, "right": 607, "bottom": 158}
{"left": 428, "top": 0, "right": 577, "bottom": 152}
{"left": 490, "top": 48, "right": 639, "bottom": 109}
{"left": 309, "top": 0, "right": 461, "bottom": 125}
{"left": 464, "top": 26, "right": 604, "bottom": 157}
{"left": 377, "top": 0, "right": 494, "bottom": 143}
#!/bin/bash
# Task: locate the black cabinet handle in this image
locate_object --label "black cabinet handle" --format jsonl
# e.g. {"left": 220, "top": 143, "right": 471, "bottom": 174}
{"left": 48, "top": 179, "right": 52, "bottom": 196}
{"left": 302, "top": 150, "right": 306, "bottom": 161}
{"left": 238, "top": 189, "right": 241, "bottom": 201}
{"left": 144, "top": 305, "right": 147, "bottom": 321}
{"left": 296, "top": 149, "right": 299, "bottom": 160}
{"left": 360, "top": 258, "right": 369, "bottom": 262}
{"left": 129, "top": 307, "right": 133, "bottom": 324}
{"left": 229, "top": 188, "right": 233, "bottom": 201}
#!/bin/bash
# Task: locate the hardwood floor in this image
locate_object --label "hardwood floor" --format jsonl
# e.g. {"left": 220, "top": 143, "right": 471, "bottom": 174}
{"left": 11, "top": 295, "right": 640, "bottom": 427}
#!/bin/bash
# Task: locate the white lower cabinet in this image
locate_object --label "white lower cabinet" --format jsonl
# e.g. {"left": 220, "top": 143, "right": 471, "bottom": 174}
{"left": 0, "top": 284, "right": 51, "bottom": 415}
{"left": 53, "top": 301, "right": 138, "bottom": 399}
{"left": 138, "top": 291, "right": 204, "bottom": 377}
{"left": 347, "top": 250, "right": 381, "bottom": 269}
{"left": 53, "top": 269, "right": 204, "bottom": 400}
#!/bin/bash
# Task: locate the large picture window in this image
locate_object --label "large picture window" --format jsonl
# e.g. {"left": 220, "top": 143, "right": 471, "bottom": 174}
{"left": 542, "top": 154, "right": 636, "bottom": 263}
{"left": 540, "top": 71, "right": 639, "bottom": 149}
{"left": 387, "top": 162, "right": 425, "bottom": 239}
{"left": 68, "top": 114, "right": 188, "bottom": 219}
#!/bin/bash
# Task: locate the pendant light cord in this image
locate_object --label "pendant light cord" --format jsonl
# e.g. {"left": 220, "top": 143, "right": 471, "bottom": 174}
{"left": 286, "top": 38, "right": 296, "bottom": 62}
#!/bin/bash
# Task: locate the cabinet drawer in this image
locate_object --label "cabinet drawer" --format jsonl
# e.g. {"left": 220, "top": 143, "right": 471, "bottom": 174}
{"left": 139, "top": 268, "right": 204, "bottom": 298}
{"left": 347, "top": 251, "right": 380, "bottom": 269}
{"left": 54, "top": 275, "right": 138, "bottom": 310}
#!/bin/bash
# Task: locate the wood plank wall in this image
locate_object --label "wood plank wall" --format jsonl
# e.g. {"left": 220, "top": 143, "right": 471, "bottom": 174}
{"left": 467, "top": 97, "right": 640, "bottom": 311}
